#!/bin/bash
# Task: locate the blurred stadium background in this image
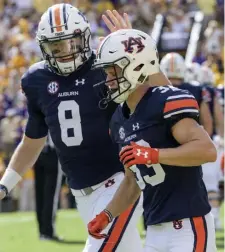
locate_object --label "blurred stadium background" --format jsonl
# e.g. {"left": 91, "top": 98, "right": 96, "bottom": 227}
{"left": 0, "top": 0, "right": 224, "bottom": 251}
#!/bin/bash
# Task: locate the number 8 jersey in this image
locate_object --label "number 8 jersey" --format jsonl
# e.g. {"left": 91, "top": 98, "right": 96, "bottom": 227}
{"left": 21, "top": 54, "right": 123, "bottom": 190}
{"left": 110, "top": 85, "right": 211, "bottom": 225}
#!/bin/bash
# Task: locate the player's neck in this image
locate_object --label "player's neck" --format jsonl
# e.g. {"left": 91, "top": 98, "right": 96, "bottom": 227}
{"left": 169, "top": 79, "right": 183, "bottom": 86}
{"left": 149, "top": 71, "right": 171, "bottom": 86}
{"left": 126, "top": 84, "right": 150, "bottom": 114}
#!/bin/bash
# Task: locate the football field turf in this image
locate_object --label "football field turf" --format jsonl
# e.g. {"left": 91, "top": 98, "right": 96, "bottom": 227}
{"left": 0, "top": 207, "right": 224, "bottom": 252}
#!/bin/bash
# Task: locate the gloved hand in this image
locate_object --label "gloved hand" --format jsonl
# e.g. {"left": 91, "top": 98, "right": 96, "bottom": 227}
{"left": 119, "top": 141, "right": 159, "bottom": 168}
{"left": 88, "top": 210, "right": 113, "bottom": 239}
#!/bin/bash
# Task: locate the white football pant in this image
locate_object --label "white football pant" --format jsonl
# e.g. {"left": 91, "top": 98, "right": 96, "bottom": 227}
{"left": 144, "top": 212, "right": 216, "bottom": 252}
{"left": 74, "top": 172, "right": 143, "bottom": 252}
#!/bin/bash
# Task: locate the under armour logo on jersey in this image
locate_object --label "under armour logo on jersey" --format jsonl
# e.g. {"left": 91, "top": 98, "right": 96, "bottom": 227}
{"left": 136, "top": 149, "right": 148, "bottom": 159}
{"left": 47, "top": 81, "right": 59, "bottom": 94}
{"left": 132, "top": 123, "right": 140, "bottom": 131}
{"left": 105, "top": 179, "right": 115, "bottom": 188}
{"left": 173, "top": 220, "right": 183, "bottom": 230}
{"left": 75, "top": 79, "right": 85, "bottom": 86}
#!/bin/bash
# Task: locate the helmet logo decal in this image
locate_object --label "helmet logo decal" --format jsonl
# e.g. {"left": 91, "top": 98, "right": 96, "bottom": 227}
{"left": 121, "top": 37, "right": 145, "bottom": 54}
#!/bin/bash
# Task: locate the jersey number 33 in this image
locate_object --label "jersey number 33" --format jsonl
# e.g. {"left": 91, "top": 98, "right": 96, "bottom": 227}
{"left": 129, "top": 140, "right": 165, "bottom": 189}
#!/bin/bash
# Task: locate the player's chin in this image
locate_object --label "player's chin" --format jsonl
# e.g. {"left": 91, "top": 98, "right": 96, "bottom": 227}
{"left": 56, "top": 55, "right": 78, "bottom": 63}
{"left": 107, "top": 83, "right": 118, "bottom": 90}
{"left": 57, "top": 57, "right": 74, "bottom": 63}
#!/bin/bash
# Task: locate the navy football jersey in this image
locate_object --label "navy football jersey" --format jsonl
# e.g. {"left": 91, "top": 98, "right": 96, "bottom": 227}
{"left": 178, "top": 82, "right": 205, "bottom": 106}
{"left": 21, "top": 54, "right": 123, "bottom": 189}
{"left": 202, "top": 84, "right": 217, "bottom": 136}
{"left": 202, "top": 84, "right": 215, "bottom": 116}
{"left": 110, "top": 85, "right": 211, "bottom": 225}
{"left": 216, "top": 84, "right": 224, "bottom": 111}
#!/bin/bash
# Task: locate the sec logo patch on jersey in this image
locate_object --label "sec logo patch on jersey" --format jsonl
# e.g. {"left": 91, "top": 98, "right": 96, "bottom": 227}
{"left": 47, "top": 81, "right": 59, "bottom": 95}
{"left": 119, "top": 126, "right": 125, "bottom": 140}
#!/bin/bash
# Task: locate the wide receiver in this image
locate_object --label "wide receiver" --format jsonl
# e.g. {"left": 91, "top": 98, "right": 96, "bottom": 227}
{"left": 88, "top": 29, "right": 217, "bottom": 252}
{"left": 0, "top": 5, "right": 147, "bottom": 251}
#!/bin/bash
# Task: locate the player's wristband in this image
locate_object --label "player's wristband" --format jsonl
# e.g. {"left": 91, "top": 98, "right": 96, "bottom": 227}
{"left": 0, "top": 168, "right": 22, "bottom": 193}
{"left": 0, "top": 184, "right": 8, "bottom": 196}
{"left": 103, "top": 209, "right": 113, "bottom": 223}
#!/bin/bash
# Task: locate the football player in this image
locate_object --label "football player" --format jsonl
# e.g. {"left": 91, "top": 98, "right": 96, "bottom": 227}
{"left": 198, "top": 65, "right": 224, "bottom": 139}
{"left": 161, "top": 54, "right": 224, "bottom": 231}
{"left": 88, "top": 29, "right": 217, "bottom": 252}
{"left": 198, "top": 66, "right": 224, "bottom": 230}
{"left": 0, "top": 5, "right": 147, "bottom": 251}
{"left": 160, "top": 53, "right": 213, "bottom": 137}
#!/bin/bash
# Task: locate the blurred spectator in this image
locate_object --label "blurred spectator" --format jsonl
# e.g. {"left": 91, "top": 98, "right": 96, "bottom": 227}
{"left": 204, "top": 20, "right": 223, "bottom": 56}
{"left": 170, "top": 10, "right": 191, "bottom": 33}
{"left": 0, "top": 108, "right": 21, "bottom": 166}
{"left": 197, "top": 0, "right": 216, "bottom": 28}
{"left": 193, "top": 47, "right": 207, "bottom": 64}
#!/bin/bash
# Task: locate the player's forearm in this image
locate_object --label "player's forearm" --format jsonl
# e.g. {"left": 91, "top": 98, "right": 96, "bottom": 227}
{"left": 105, "top": 173, "right": 141, "bottom": 218}
{"left": 7, "top": 138, "right": 42, "bottom": 175}
{"left": 158, "top": 139, "right": 217, "bottom": 166}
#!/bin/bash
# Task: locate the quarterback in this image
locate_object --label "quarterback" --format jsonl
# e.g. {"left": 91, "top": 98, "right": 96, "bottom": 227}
{"left": 0, "top": 5, "right": 144, "bottom": 252}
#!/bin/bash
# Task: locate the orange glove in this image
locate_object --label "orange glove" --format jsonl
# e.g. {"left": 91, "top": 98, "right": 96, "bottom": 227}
{"left": 88, "top": 210, "right": 113, "bottom": 239}
{"left": 119, "top": 141, "right": 159, "bottom": 168}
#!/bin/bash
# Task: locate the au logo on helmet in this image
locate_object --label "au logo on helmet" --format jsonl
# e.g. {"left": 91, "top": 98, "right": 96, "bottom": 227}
{"left": 121, "top": 37, "right": 145, "bottom": 54}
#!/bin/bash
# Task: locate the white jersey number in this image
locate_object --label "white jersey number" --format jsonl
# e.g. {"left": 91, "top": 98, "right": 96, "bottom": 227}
{"left": 58, "top": 100, "right": 83, "bottom": 146}
{"left": 129, "top": 139, "right": 165, "bottom": 190}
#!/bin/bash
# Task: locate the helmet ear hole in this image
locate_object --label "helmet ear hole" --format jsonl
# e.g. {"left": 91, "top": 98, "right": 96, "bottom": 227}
{"left": 133, "top": 64, "right": 144, "bottom": 71}
{"left": 138, "top": 73, "right": 147, "bottom": 83}
{"left": 150, "top": 60, "right": 155, "bottom": 65}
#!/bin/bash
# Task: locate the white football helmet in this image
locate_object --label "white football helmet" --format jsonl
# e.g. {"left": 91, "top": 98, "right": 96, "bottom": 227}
{"left": 184, "top": 62, "right": 202, "bottom": 83}
{"left": 36, "top": 4, "right": 92, "bottom": 75}
{"left": 160, "top": 52, "right": 185, "bottom": 79}
{"left": 93, "top": 29, "right": 159, "bottom": 104}
{"left": 199, "top": 66, "right": 215, "bottom": 85}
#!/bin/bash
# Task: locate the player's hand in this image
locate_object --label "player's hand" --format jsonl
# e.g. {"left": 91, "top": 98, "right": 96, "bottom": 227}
{"left": 119, "top": 142, "right": 159, "bottom": 168}
{"left": 88, "top": 210, "right": 112, "bottom": 239}
{"left": 0, "top": 190, "right": 6, "bottom": 200}
{"left": 102, "top": 9, "right": 132, "bottom": 33}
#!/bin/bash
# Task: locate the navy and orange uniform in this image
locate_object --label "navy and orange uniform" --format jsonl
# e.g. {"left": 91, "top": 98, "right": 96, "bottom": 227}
{"left": 178, "top": 81, "right": 207, "bottom": 107}
{"left": 202, "top": 83, "right": 217, "bottom": 136}
{"left": 202, "top": 84, "right": 215, "bottom": 116}
{"left": 216, "top": 84, "right": 224, "bottom": 111}
{"left": 110, "top": 85, "right": 211, "bottom": 225}
{"left": 21, "top": 54, "right": 123, "bottom": 190}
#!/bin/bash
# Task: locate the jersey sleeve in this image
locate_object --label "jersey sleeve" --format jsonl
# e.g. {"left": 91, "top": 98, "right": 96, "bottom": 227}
{"left": 21, "top": 72, "right": 48, "bottom": 139}
{"left": 163, "top": 89, "right": 200, "bottom": 126}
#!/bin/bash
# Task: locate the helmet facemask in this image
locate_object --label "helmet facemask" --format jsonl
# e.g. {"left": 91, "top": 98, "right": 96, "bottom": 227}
{"left": 39, "top": 28, "right": 91, "bottom": 75}
{"left": 93, "top": 57, "right": 148, "bottom": 108}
